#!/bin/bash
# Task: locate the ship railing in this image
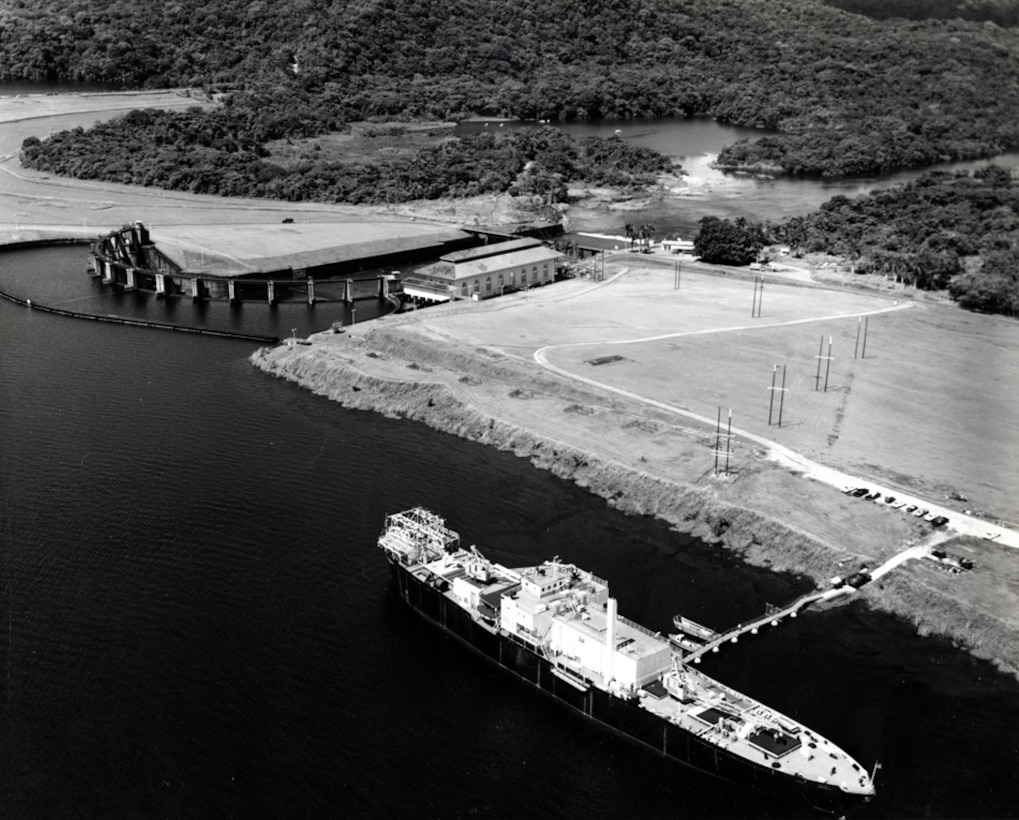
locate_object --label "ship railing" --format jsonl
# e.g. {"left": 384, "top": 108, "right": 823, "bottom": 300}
{"left": 384, "top": 508, "right": 461, "bottom": 555}
{"left": 616, "top": 613, "right": 666, "bottom": 642}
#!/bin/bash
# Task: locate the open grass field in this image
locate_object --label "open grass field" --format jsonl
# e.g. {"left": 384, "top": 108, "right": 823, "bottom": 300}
{"left": 426, "top": 259, "right": 1019, "bottom": 527}
{"left": 318, "top": 256, "right": 1018, "bottom": 668}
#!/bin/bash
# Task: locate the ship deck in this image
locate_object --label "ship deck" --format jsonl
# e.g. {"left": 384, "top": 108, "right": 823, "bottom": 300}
{"left": 637, "top": 671, "right": 868, "bottom": 793}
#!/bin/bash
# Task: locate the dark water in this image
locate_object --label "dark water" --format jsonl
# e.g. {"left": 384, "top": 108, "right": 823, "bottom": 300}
{"left": 2, "top": 246, "right": 1018, "bottom": 818}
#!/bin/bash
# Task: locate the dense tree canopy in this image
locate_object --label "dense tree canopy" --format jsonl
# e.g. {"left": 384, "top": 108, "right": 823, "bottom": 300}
{"left": 20, "top": 114, "right": 672, "bottom": 205}
{"left": 777, "top": 166, "right": 1019, "bottom": 316}
{"left": 694, "top": 217, "right": 768, "bottom": 265}
{"left": 3, "top": 0, "right": 1019, "bottom": 177}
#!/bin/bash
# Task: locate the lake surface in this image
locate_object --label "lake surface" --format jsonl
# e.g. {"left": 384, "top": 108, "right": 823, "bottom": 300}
{"left": 2, "top": 244, "right": 1018, "bottom": 818}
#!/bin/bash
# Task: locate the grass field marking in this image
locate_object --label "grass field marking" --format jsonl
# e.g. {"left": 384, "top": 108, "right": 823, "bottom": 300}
{"left": 537, "top": 301, "right": 914, "bottom": 352}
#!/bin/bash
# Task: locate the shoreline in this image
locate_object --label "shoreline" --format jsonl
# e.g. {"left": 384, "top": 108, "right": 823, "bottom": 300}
{"left": 4, "top": 91, "right": 1018, "bottom": 681}
{"left": 249, "top": 306, "right": 1019, "bottom": 681}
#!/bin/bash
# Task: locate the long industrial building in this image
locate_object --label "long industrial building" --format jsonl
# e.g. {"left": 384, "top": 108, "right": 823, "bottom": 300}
{"left": 90, "top": 220, "right": 476, "bottom": 302}
{"left": 400, "top": 237, "right": 563, "bottom": 303}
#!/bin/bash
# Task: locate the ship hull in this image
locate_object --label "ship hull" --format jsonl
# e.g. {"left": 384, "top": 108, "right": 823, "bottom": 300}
{"left": 388, "top": 559, "right": 854, "bottom": 806}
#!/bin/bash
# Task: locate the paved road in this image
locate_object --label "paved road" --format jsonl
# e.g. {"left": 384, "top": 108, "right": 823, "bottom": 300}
{"left": 533, "top": 272, "right": 1019, "bottom": 550}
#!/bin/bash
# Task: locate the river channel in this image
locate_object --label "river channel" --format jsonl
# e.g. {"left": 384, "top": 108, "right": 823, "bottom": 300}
{"left": 459, "top": 116, "right": 1019, "bottom": 238}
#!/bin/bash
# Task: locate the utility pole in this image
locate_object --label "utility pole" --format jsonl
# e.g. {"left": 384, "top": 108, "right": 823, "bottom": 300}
{"left": 675, "top": 257, "right": 682, "bottom": 289}
{"left": 854, "top": 317, "right": 862, "bottom": 359}
{"left": 725, "top": 408, "right": 733, "bottom": 475}
{"left": 768, "top": 365, "right": 777, "bottom": 425}
{"left": 861, "top": 315, "right": 870, "bottom": 358}
{"left": 751, "top": 276, "right": 763, "bottom": 317}
{"left": 714, "top": 407, "right": 721, "bottom": 475}
{"left": 823, "top": 336, "right": 833, "bottom": 392}
{"left": 778, "top": 365, "right": 787, "bottom": 427}
{"left": 768, "top": 365, "right": 788, "bottom": 426}
{"left": 713, "top": 407, "right": 733, "bottom": 476}
{"left": 814, "top": 335, "right": 824, "bottom": 390}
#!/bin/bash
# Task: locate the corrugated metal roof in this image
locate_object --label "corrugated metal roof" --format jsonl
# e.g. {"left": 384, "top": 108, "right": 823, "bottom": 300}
{"left": 441, "top": 237, "right": 541, "bottom": 263}
{"left": 150, "top": 222, "right": 472, "bottom": 277}
{"left": 454, "top": 246, "right": 562, "bottom": 279}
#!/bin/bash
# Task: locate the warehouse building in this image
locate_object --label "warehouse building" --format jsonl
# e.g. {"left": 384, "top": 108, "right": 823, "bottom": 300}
{"left": 401, "top": 238, "right": 563, "bottom": 303}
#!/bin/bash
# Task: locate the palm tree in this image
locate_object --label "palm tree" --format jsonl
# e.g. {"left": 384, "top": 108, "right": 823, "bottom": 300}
{"left": 643, "top": 223, "right": 656, "bottom": 253}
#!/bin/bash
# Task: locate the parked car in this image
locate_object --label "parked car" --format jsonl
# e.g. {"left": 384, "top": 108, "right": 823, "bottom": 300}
{"left": 931, "top": 516, "right": 949, "bottom": 527}
{"left": 851, "top": 488, "right": 870, "bottom": 497}
{"left": 905, "top": 505, "right": 917, "bottom": 513}
{"left": 913, "top": 508, "right": 929, "bottom": 517}
{"left": 866, "top": 491, "right": 882, "bottom": 500}
{"left": 846, "top": 570, "right": 872, "bottom": 589}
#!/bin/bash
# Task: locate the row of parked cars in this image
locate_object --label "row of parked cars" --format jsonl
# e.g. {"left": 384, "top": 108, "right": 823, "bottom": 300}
{"left": 842, "top": 486, "right": 949, "bottom": 527}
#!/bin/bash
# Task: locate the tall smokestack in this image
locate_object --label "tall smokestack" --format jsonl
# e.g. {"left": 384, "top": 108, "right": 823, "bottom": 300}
{"left": 605, "top": 597, "right": 617, "bottom": 682}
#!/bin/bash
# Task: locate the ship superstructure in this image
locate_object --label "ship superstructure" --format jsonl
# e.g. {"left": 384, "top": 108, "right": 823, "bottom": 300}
{"left": 378, "top": 508, "right": 875, "bottom": 799}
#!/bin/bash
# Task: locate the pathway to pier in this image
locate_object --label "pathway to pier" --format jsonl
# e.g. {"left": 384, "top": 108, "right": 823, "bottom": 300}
{"left": 679, "top": 539, "right": 940, "bottom": 664}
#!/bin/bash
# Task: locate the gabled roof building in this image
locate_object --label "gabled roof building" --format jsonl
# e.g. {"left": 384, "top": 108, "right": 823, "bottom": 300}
{"left": 401, "top": 242, "right": 563, "bottom": 303}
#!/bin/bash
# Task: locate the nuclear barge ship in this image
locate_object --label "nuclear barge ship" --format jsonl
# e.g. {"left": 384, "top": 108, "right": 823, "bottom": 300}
{"left": 378, "top": 508, "right": 875, "bottom": 800}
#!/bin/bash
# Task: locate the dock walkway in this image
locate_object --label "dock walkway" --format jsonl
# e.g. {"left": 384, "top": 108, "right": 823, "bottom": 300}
{"left": 680, "top": 540, "right": 938, "bottom": 664}
{"left": 680, "top": 587, "right": 848, "bottom": 663}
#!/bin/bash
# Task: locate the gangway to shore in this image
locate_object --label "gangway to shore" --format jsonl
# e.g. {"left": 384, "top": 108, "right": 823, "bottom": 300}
{"left": 677, "top": 540, "right": 942, "bottom": 664}
{"left": 677, "top": 587, "right": 849, "bottom": 663}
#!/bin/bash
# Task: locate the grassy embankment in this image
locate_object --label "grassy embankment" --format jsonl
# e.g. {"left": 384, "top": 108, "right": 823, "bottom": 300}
{"left": 250, "top": 269, "right": 1019, "bottom": 679}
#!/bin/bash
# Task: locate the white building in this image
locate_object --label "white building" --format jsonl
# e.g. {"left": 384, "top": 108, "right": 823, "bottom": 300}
{"left": 401, "top": 238, "right": 563, "bottom": 303}
{"left": 660, "top": 238, "right": 695, "bottom": 254}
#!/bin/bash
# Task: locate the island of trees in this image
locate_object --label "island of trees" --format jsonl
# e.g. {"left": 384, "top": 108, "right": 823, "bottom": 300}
{"left": 20, "top": 114, "right": 673, "bottom": 206}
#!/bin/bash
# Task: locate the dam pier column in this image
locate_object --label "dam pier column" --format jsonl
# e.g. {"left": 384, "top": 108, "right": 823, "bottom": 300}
{"left": 228, "top": 281, "right": 237, "bottom": 303}
{"left": 155, "top": 273, "right": 166, "bottom": 298}
{"left": 101, "top": 260, "right": 113, "bottom": 284}
{"left": 307, "top": 278, "right": 315, "bottom": 305}
{"left": 191, "top": 278, "right": 202, "bottom": 301}
{"left": 267, "top": 281, "right": 276, "bottom": 305}
{"left": 379, "top": 276, "right": 389, "bottom": 300}
{"left": 344, "top": 279, "right": 353, "bottom": 304}
{"left": 125, "top": 268, "right": 137, "bottom": 292}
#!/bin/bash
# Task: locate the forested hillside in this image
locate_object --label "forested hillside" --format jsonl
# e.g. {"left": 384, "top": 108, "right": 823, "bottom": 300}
{"left": 821, "top": 0, "right": 1019, "bottom": 25}
{"left": 3, "top": 0, "right": 1019, "bottom": 177}
{"left": 778, "top": 167, "right": 1019, "bottom": 316}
